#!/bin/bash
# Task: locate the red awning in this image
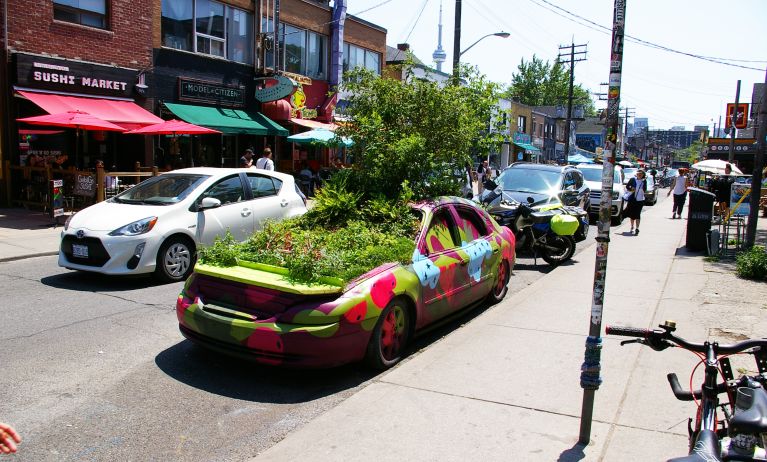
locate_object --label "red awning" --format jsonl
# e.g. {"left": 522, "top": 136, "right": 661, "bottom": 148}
{"left": 17, "top": 90, "right": 163, "bottom": 130}
{"left": 290, "top": 118, "right": 338, "bottom": 131}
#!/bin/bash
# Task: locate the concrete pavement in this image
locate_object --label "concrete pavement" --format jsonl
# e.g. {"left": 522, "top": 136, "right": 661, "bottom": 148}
{"left": 2, "top": 193, "right": 766, "bottom": 461}
{"left": 251, "top": 194, "right": 767, "bottom": 461}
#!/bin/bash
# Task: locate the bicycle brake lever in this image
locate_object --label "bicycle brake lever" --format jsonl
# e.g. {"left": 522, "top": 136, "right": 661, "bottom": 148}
{"left": 620, "top": 339, "right": 643, "bottom": 346}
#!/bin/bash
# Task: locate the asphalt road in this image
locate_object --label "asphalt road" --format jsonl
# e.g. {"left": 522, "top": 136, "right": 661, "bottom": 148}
{"left": 0, "top": 221, "right": 603, "bottom": 461}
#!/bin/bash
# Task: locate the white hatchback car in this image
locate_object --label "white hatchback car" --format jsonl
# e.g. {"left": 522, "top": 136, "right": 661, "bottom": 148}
{"left": 577, "top": 163, "right": 626, "bottom": 225}
{"left": 59, "top": 167, "right": 307, "bottom": 282}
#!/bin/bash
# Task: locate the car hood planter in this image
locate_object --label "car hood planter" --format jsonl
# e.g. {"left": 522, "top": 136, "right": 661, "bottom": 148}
{"left": 176, "top": 197, "right": 516, "bottom": 369}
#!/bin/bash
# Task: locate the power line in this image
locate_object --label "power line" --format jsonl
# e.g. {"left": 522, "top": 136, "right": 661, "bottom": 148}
{"left": 528, "top": 0, "right": 766, "bottom": 71}
{"left": 402, "top": 0, "right": 431, "bottom": 44}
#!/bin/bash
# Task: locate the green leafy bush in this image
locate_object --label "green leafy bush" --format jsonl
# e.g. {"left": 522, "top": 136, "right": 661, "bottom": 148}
{"left": 735, "top": 245, "right": 767, "bottom": 281}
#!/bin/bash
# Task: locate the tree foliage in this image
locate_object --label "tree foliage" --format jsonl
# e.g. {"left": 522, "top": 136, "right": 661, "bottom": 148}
{"left": 505, "top": 55, "right": 596, "bottom": 116}
{"left": 676, "top": 141, "right": 704, "bottom": 164}
{"left": 337, "top": 61, "right": 505, "bottom": 200}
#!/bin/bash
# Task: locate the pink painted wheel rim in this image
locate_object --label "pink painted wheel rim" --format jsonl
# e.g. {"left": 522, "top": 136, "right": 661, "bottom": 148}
{"left": 494, "top": 261, "right": 508, "bottom": 296}
{"left": 380, "top": 306, "right": 406, "bottom": 361}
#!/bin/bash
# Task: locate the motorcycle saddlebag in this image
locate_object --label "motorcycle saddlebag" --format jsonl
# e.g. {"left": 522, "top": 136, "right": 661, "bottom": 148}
{"left": 550, "top": 214, "right": 579, "bottom": 236}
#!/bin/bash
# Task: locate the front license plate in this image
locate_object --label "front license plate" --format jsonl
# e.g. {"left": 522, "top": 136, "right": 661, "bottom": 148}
{"left": 72, "top": 244, "right": 89, "bottom": 258}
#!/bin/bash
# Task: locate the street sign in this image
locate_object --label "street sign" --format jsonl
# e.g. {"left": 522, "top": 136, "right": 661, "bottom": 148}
{"left": 725, "top": 103, "right": 749, "bottom": 129}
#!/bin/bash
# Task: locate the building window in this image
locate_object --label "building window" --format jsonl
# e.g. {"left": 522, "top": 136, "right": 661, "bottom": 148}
{"left": 161, "top": 0, "right": 253, "bottom": 64}
{"left": 343, "top": 43, "right": 381, "bottom": 75}
{"left": 517, "top": 115, "right": 526, "bottom": 133}
{"left": 261, "top": 20, "right": 327, "bottom": 80}
{"left": 532, "top": 121, "right": 537, "bottom": 136}
{"left": 53, "top": 0, "right": 107, "bottom": 29}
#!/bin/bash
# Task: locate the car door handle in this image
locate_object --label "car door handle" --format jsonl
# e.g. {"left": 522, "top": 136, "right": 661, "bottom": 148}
{"left": 280, "top": 199, "right": 289, "bottom": 207}
{"left": 241, "top": 208, "right": 252, "bottom": 217}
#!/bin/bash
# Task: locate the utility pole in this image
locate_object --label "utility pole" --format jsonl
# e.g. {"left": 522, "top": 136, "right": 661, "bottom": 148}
{"left": 558, "top": 42, "right": 587, "bottom": 159}
{"left": 746, "top": 74, "right": 767, "bottom": 247}
{"left": 579, "top": 0, "right": 626, "bottom": 445}
{"left": 728, "top": 80, "right": 741, "bottom": 163}
{"left": 451, "top": 0, "right": 462, "bottom": 81}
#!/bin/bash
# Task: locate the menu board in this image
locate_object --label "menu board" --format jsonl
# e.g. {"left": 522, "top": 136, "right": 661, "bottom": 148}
{"left": 74, "top": 174, "right": 96, "bottom": 197}
{"left": 51, "top": 179, "right": 64, "bottom": 218}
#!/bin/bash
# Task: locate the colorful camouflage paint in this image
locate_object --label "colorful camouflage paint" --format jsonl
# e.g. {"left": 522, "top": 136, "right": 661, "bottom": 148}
{"left": 176, "top": 197, "right": 515, "bottom": 368}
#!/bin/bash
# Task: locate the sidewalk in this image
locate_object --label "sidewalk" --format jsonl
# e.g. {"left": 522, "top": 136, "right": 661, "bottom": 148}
{"left": 252, "top": 194, "right": 767, "bottom": 462}
{"left": 0, "top": 208, "right": 63, "bottom": 262}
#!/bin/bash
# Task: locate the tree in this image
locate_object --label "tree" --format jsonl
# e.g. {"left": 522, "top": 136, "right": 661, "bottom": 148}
{"left": 337, "top": 61, "right": 505, "bottom": 200}
{"left": 675, "top": 141, "right": 704, "bottom": 165}
{"left": 505, "top": 55, "right": 596, "bottom": 116}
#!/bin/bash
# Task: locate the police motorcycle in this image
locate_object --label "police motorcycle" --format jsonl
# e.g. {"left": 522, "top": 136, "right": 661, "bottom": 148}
{"left": 478, "top": 179, "right": 589, "bottom": 266}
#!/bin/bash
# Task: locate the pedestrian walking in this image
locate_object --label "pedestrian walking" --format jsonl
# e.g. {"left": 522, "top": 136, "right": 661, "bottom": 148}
{"left": 476, "top": 160, "right": 489, "bottom": 194}
{"left": 625, "top": 169, "right": 647, "bottom": 235}
{"left": 667, "top": 168, "right": 688, "bottom": 219}
{"left": 239, "top": 147, "right": 254, "bottom": 168}
{"left": 714, "top": 163, "right": 734, "bottom": 219}
{"left": 255, "top": 147, "right": 274, "bottom": 170}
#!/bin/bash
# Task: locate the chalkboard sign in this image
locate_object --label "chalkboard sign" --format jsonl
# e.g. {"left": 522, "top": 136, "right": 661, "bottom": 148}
{"left": 74, "top": 174, "right": 96, "bottom": 198}
{"left": 51, "top": 179, "right": 65, "bottom": 218}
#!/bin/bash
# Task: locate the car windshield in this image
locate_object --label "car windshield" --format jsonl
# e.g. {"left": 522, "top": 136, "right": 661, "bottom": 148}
{"left": 623, "top": 168, "right": 638, "bottom": 182}
{"left": 495, "top": 168, "right": 562, "bottom": 194}
{"left": 113, "top": 174, "right": 210, "bottom": 205}
{"left": 580, "top": 167, "right": 621, "bottom": 184}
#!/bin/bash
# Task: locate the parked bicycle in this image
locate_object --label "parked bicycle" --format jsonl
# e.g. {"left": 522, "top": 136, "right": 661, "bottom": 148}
{"left": 606, "top": 321, "right": 767, "bottom": 461}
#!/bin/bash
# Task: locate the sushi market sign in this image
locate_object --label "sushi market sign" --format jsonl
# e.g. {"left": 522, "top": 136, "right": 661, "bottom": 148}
{"left": 16, "top": 54, "right": 135, "bottom": 98}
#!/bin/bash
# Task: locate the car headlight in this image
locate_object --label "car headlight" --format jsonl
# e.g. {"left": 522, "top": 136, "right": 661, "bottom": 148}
{"left": 109, "top": 217, "right": 158, "bottom": 236}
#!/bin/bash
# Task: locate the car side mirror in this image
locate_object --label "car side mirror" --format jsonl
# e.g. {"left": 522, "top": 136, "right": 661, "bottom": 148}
{"left": 199, "top": 197, "right": 222, "bottom": 210}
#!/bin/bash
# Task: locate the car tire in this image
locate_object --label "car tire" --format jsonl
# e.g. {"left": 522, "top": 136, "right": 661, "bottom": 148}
{"left": 485, "top": 259, "right": 510, "bottom": 305}
{"left": 155, "top": 236, "right": 196, "bottom": 283}
{"left": 611, "top": 205, "right": 623, "bottom": 226}
{"left": 364, "top": 299, "right": 411, "bottom": 370}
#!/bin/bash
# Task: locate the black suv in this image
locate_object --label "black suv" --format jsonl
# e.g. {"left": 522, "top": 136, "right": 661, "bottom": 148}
{"left": 486, "top": 163, "right": 590, "bottom": 210}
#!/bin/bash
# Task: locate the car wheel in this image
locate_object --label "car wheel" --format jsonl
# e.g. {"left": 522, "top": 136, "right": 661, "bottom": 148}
{"left": 486, "top": 259, "right": 510, "bottom": 304}
{"left": 365, "top": 299, "right": 411, "bottom": 370}
{"left": 155, "top": 236, "right": 196, "bottom": 283}
{"left": 611, "top": 204, "right": 623, "bottom": 226}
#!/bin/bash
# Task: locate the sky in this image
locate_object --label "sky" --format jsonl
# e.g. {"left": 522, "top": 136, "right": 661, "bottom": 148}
{"left": 350, "top": 0, "right": 767, "bottom": 132}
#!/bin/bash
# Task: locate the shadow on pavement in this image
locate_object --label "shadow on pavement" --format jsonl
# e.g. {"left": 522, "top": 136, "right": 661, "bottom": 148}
{"left": 558, "top": 444, "right": 587, "bottom": 461}
{"left": 155, "top": 340, "right": 377, "bottom": 404}
{"left": 41, "top": 271, "right": 172, "bottom": 292}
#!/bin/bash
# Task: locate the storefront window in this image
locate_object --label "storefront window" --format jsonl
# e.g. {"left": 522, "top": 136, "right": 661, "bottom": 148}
{"left": 306, "top": 32, "right": 327, "bottom": 80}
{"left": 162, "top": 0, "right": 193, "bottom": 50}
{"left": 284, "top": 25, "right": 306, "bottom": 75}
{"left": 342, "top": 43, "right": 381, "bottom": 76}
{"left": 162, "top": 0, "right": 252, "bottom": 63}
{"left": 54, "top": 0, "right": 107, "bottom": 29}
{"left": 195, "top": 0, "right": 225, "bottom": 57}
{"left": 227, "top": 8, "right": 253, "bottom": 64}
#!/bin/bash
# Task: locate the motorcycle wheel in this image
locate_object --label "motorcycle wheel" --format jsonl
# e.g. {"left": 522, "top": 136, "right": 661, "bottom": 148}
{"left": 541, "top": 235, "right": 575, "bottom": 266}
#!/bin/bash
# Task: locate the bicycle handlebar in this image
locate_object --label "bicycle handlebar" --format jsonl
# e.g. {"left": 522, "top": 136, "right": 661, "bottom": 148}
{"left": 605, "top": 324, "right": 767, "bottom": 355}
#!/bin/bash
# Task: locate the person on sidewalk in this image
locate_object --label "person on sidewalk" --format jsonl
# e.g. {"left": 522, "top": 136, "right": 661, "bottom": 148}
{"left": 239, "top": 147, "right": 254, "bottom": 168}
{"left": 255, "top": 147, "right": 274, "bottom": 171}
{"left": 625, "top": 169, "right": 647, "bottom": 235}
{"left": 667, "top": 168, "right": 688, "bottom": 219}
{"left": 714, "top": 164, "right": 734, "bottom": 219}
{"left": 476, "top": 160, "right": 488, "bottom": 194}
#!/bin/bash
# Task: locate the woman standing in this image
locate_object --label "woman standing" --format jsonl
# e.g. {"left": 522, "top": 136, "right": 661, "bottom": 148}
{"left": 625, "top": 169, "right": 648, "bottom": 235}
{"left": 667, "top": 168, "right": 688, "bottom": 219}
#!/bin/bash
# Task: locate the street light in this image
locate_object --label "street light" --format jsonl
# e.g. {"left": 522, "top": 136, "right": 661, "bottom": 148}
{"left": 452, "top": 32, "right": 510, "bottom": 78}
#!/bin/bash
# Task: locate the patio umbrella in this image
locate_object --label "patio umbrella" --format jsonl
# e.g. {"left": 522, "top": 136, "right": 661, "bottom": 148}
{"left": 17, "top": 110, "right": 126, "bottom": 167}
{"left": 287, "top": 128, "right": 353, "bottom": 147}
{"left": 126, "top": 120, "right": 221, "bottom": 167}
{"left": 691, "top": 159, "right": 743, "bottom": 175}
{"left": 125, "top": 119, "right": 221, "bottom": 136}
{"left": 617, "top": 160, "right": 634, "bottom": 167}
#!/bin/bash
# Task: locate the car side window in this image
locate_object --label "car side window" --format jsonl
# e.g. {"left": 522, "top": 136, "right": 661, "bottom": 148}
{"left": 247, "top": 173, "right": 282, "bottom": 198}
{"left": 201, "top": 176, "right": 245, "bottom": 205}
{"left": 424, "top": 208, "right": 458, "bottom": 254}
{"left": 454, "top": 206, "right": 489, "bottom": 243}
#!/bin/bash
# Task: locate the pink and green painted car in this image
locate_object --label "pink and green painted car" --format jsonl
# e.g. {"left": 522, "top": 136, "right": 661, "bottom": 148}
{"left": 175, "top": 197, "right": 515, "bottom": 369}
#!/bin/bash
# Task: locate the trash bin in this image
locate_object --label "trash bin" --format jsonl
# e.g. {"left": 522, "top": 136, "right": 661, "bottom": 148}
{"left": 686, "top": 187, "right": 716, "bottom": 251}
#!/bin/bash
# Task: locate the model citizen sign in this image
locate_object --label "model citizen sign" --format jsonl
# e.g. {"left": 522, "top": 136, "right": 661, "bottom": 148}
{"left": 179, "top": 79, "right": 245, "bottom": 107}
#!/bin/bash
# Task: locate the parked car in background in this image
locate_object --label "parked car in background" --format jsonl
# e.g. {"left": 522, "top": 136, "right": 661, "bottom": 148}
{"left": 623, "top": 167, "right": 657, "bottom": 206}
{"left": 176, "top": 197, "right": 516, "bottom": 369}
{"left": 59, "top": 168, "right": 307, "bottom": 282}
{"left": 484, "top": 163, "right": 590, "bottom": 210}
{"left": 577, "top": 164, "right": 626, "bottom": 224}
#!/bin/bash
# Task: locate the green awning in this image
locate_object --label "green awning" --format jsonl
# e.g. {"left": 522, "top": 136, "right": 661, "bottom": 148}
{"left": 164, "top": 102, "right": 288, "bottom": 136}
{"left": 513, "top": 141, "right": 541, "bottom": 153}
